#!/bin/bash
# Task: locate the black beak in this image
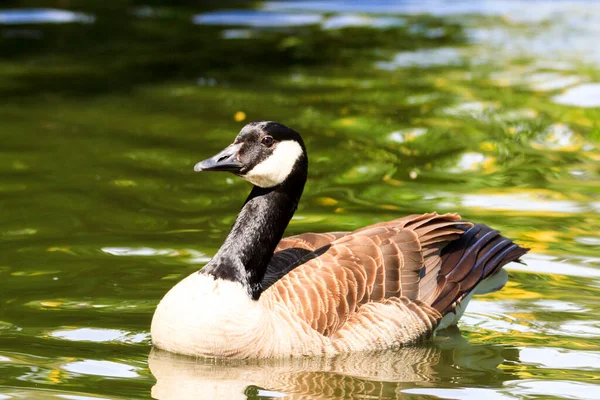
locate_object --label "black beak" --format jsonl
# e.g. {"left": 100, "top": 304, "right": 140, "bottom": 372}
{"left": 194, "top": 143, "right": 243, "bottom": 172}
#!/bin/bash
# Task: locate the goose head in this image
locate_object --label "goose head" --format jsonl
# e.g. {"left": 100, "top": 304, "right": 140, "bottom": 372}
{"left": 194, "top": 121, "right": 307, "bottom": 188}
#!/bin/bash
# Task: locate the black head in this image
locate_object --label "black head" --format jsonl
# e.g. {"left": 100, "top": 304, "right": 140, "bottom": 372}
{"left": 194, "top": 121, "right": 307, "bottom": 188}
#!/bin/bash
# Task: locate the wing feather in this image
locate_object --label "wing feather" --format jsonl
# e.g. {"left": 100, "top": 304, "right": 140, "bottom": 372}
{"left": 262, "top": 212, "right": 528, "bottom": 341}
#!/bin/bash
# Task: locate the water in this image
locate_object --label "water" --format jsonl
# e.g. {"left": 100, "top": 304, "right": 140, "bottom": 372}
{"left": 0, "top": 1, "right": 599, "bottom": 398}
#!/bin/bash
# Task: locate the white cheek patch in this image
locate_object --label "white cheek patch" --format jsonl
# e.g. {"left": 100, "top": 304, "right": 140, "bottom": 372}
{"left": 242, "top": 140, "right": 303, "bottom": 188}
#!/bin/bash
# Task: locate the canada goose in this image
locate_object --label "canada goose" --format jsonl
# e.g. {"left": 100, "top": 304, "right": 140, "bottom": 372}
{"left": 151, "top": 121, "right": 528, "bottom": 358}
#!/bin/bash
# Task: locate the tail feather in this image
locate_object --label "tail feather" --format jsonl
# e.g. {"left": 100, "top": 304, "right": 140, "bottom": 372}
{"left": 444, "top": 230, "right": 500, "bottom": 282}
{"left": 432, "top": 223, "right": 528, "bottom": 315}
{"left": 439, "top": 225, "right": 484, "bottom": 276}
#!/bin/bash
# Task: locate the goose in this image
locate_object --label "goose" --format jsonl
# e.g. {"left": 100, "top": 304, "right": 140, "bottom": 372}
{"left": 151, "top": 121, "right": 528, "bottom": 358}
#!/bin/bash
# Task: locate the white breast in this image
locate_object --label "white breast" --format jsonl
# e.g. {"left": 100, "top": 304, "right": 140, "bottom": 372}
{"left": 151, "top": 272, "right": 330, "bottom": 358}
{"left": 151, "top": 273, "right": 268, "bottom": 357}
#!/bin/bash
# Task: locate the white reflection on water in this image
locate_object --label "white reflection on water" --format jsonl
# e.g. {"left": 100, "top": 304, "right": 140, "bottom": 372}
{"left": 402, "top": 387, "right": 513, "bottom": 400}
{"left": 323, "top": 14, "right": 404, "bottom": 30}
{"left": 102, "top": 247, "right": 172, "bottom": 256}
{"left": 506, "top": 380, "right": 600, "bottom": 400}
{"left": 264, "top": 0, "right": 599, "bottom": 22}
{"left": 530, "top": 75, "right": 583, "bottom": 91}
{"left": 508, "top": 254, "right": 600, "bottom": 278}
{"left": 58, "top": 395, "right": 113, "bottom": 400}
{"left": 192, "top": 10, "right": 323, "bottom": 27}
{"left": 448, "top": 153, "right": 489, "bottom": 173}
{"left": 387, "top": 128, "right": 428, "bottom": 143}
{"left": 575, "top": 237, "right": 600, "bottom": 246}
{"left": 531, "top": 123, "right": 581, "bottom": 150}
{"left": 0, "top": 9, "right": 94, "bottom": 24}
{"left": 63, "top": 360, "right": 139, "bottom": 378}
{"left": 0, "top": 390, "right": 116, "bottom": 399}
{"left": 520, "top": 347, "right": 600, "bottom": 371}
{"left": 193, "top": 9, "right": 406, "bottom": 30}
{"left": 403, "top": 380, "right": 600, "bottom": 400}
{"left": 552, "top": 83, "right": 600, "bottom": 107}
{"left": 50, "top": 328, "right": 149, "bottom": 344}
{"left": 101, "top": 247, "right": 211, "bottom": 263}
{"left": 491, "top": 70, "right": 585, "bottom": 91}
{"left": 264, "top": 0, "right": 546, "bottom": 17}
{"left": 533, "top": 300, "right": 588, "bottom": 313}
{"left": 558, "top": 321, "right": 600, "bottom": 338}
{"left": 459, "top": 193, "right": 586, "bottom": 213}
{"left": 376, "top": 48, "right": 463, "bottom": 69}
{"left": 443, "top": 101, "right": 493, "bottom": 119}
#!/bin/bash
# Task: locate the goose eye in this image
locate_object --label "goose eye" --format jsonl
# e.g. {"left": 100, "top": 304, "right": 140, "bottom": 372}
{"left": 261, "top": 136, "right": 274, "bottom": 147}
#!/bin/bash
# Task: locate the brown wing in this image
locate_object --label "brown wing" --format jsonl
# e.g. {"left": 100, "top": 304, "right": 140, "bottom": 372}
{"left": 260, "top": 232, "right": 349, "bottom": 292}
{"left": 275, "top": 232, "right": 349, "bottom": 252}
{"left": 264, "top": 213, "right": 472, "bottom": 336}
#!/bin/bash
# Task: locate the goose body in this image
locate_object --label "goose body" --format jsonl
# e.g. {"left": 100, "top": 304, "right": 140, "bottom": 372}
{"left": 151, "top": 121, "right": 528, "bottom": 358}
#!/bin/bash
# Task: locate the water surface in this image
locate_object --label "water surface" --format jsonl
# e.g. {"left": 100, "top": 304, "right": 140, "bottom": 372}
{"left": 0, "top": 1, "right": 599, "bottom": 399}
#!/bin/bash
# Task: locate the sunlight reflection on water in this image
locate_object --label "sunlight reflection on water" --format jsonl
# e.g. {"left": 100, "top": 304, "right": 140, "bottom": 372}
{"left": 552, "top": 83, "right": 600, "bottom": 107}
{"left": 192, "top": 10, "right": 323, "bottom": 27}
{"left": 0, "top": 8, "right": 93, "bottom": 24}
{"left": 322, "top": 14, "right": 405, "bottom": 29}
{"left": 402, "top": 387, "right": 513, "bottom": 400}
{"left": 459, "top": 193, "right": 587, "bottom": 213}
{"left": 376, "top": 48, "right": 464, "bottom": 69}
{"left": 404, "top": 380, "right": 600, "bottom": 400}
{"left": 63, "top": 360, "right": 140, "bottom": 378}
{"left": 508, "top": 254, "right": 600, "bottom": 278}
{"left": 102, "top": 247, "right": 211, "bottom": 263}
{"left": 50, "top": 328, "right": 149, "bottom": 344}
{"left": 520, "top": 347, "right": 600, "bottom": 370}
{"left": 264, "top": 0, "right": 600, "bottom": 22}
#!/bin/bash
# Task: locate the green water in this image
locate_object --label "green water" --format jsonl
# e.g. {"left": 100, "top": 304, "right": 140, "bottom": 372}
{"left": 1, "top": 1, "right": 599, "bottom": 399}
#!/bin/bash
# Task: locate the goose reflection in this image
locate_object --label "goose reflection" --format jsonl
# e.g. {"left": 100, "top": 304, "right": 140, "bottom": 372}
{"left": 149, "top": 328, "right": 520, "bottom": 399}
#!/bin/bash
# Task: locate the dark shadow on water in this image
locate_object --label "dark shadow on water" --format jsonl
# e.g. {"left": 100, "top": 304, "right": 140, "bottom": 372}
{"left": 0, "top": 1, "right": 465, "bottom": 98}
{"left": 148, "top": 327, "right": 520, "bottom": 400}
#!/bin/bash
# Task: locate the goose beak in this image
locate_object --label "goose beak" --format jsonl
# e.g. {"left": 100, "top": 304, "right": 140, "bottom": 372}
{"left": 194, "top": 143, "right": 243, "bottom": 172}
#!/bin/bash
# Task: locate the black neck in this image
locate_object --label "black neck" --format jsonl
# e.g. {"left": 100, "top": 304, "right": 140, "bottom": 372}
{"left": 201, "top": 166, "right": 306, "bottom": 299}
